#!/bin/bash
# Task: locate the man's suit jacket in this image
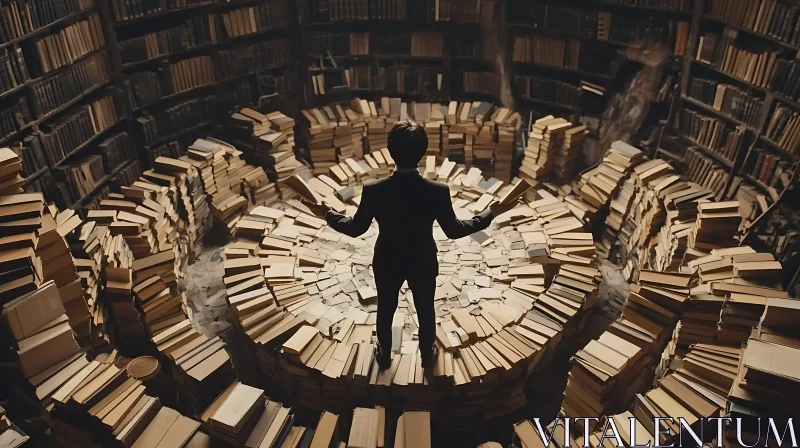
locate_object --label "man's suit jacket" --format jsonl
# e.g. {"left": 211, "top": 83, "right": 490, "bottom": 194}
{"left": 325, "top": 170, "right": 493, "bottom": 277}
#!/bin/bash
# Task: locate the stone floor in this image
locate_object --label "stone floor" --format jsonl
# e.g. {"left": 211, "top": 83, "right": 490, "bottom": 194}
{"left": 180, "top": 234, "right": 631, "bottom": 444}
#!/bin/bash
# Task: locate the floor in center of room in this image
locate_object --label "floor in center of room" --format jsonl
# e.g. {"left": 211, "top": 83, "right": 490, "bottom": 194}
{"left": 179, "top": 234, "right": 631, "bottom": 445}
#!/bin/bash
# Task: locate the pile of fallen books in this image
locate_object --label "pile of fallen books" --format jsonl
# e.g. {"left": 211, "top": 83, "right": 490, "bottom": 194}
{"left": 46, "top": 351, "right": 207, "bottom": 447}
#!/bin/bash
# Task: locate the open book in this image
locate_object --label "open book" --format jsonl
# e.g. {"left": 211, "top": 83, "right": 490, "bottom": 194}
{"left": 285, "top": 174, "right": 325, "bottom": 206}
{"left": 498, "top": 179, "right": 531, "bottom": 205}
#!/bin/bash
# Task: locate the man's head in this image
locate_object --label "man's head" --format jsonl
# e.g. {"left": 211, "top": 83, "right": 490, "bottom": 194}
{"left": 387, "top": 120, "right": 427, "bottom": 169}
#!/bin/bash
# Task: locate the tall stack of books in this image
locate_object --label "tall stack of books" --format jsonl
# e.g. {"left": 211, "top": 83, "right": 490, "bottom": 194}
{"left": 425, "top": 120, "right": 444, "bottom": 160}
{"left": 445, "top": 130, "right": 467, "bottom": 164}
{"left": 553, "top": 125, "right": 587, "bottom": 183}
{"left": 37, "top": 208, "right": 95, "bottom": 350}
{"left": 361, "top": 108, "right": 391, "bottom": 156}
{"left": 575, "top": 141, "right": 644, "bottom": 254}
{"left": 603, "top": 159, "right": 671, "bottom": 266}
{"left": 230, "top": 108, "right": 303, "bottom": 185}
{"left": 519, "top": 116, "right": 563, "bottom": 183}
{"left": 58, "top": 211, "right": 114, "bottom": 352}
{"left": 105, "top": 264, "right": 150, "bottom": 349}
{"left": 604, "top": 159, "right": 676, "bottom": 279}
{"left": 187, "top": 140, "right": 250, "bottom": 235}
{"left": 518, "top": 119, "right": 547, "bottom": 185}
{"left": 301, "top": 108, "right": 338, "bottom": 172}
{"left": 491, "top": 107, "right": 519, "bottom": 183}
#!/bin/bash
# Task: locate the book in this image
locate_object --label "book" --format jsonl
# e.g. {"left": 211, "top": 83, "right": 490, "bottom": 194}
{"left": 498, "top": 179, "right": 531, "bottom": 205}
{"left": 29, "top": 14, "right": 105, "bottom": 77}
{"left": 31, "top": 51, "right": 112, "bottom": 118}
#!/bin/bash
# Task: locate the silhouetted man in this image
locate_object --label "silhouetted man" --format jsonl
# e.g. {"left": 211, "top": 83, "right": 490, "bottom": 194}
{"left": 307, "top": 120, "right": 518, "bottom": 369}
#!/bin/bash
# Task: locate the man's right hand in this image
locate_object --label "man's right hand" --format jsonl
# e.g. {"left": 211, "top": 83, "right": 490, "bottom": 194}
{"left": 488, "top": 199, "right": 522, "bottom": 217}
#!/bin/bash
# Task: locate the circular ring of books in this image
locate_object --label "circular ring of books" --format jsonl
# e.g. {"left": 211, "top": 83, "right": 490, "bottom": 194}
{"left": 223, "top": 152, "right": 601, "bottom": 428}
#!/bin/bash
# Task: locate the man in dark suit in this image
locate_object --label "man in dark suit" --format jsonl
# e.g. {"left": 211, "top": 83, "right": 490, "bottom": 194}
{"left": 306, "top": 120, "right": 518, "bottom": 369}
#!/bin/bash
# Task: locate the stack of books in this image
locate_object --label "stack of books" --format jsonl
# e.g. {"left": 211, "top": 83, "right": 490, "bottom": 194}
{"left": 37, "top": 206, "right": 95, "bottom": 349}
{"left": 576, "top": 140, "right": 644, "bottom": 214}
{"left": 490, "top": 107, "right": 519, "bottom": 183}
{"left": 57, "top": 210, "right": 113, "bottom": 352}
{"left": 201, "top": 382, "right": 279, "bottom": 446}
{"left": 2, "top": 280, "right": 82, "bottom": 397}
{"left": 552, "top": 125, "right": 587, "bottom": 183}
{"left": 689, "top": 201, "right": 742, "bottom": 251}
{"left": 301, "top": 108, "right": 339, "bottom": 172}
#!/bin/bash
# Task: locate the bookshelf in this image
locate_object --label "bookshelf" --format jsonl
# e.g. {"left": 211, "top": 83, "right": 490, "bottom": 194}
{"left": 2, "top": 0, "right": 306, "bottom": 211}
{"left": 506, "top": 0, "right": 691, "bottom": 124}
{"left": 298, "top": 0, "right": 490, "bottom": 108}
{"left": 655, "top": 0, "right": 800, "bottom": 239}
{"left": 3, "top": 0, "right": 795, "bottom": 220}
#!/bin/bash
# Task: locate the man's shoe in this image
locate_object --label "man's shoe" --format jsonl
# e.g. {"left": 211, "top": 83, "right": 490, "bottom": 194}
{"left": 374, "top": 343, "right": 391, "bottom": 370}
{"left": 420, "top": 345, "right": 439, "bottom": 369}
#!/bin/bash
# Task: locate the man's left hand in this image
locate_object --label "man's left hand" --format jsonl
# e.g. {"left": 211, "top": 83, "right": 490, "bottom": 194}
{"left": 304, "top": 200, "right": 331, "bottom": 217}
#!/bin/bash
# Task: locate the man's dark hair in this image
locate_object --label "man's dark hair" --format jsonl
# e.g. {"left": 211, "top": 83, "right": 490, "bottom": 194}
{"left": 387, "top": 120, "right": 427, "bottom": 169}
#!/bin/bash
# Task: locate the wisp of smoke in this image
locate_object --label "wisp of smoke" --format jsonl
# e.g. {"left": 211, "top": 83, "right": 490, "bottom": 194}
{"left": 596, "top": 45, "right": 668, "bottom": 160}
{"left": 480, "top": 1, "right": 514, "bottom": 109}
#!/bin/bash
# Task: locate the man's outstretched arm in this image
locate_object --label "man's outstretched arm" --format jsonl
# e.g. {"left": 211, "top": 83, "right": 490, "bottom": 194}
{"left": 435, "top": 187, "right": 494, "bottom": 240}
{"left": 325, "top": 185, "right": 374, "bottom": 237}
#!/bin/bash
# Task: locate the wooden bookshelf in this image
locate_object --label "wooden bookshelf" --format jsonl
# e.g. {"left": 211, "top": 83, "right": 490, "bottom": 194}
{"left": 69, "top": 160, "right": 134, "bottom": 209}
{"left": 21, "top": 167, "right": 48, "bottom": 186}
{"left": 112, "top": 2, "right": 214, "bottom": 26}
{"left": 657, "top": 0, "right": 800, "bottom": 252}
{"left": 52, "top": 117, "right": 128, "bottom": 168}
{"left": 701, "top": 15, "right": 800, "bottom": 52}
{"left": 3, "top": 0, "right": 795, "bottom": 219}
{"left": 0, "top": 4, "right": 98, "bottom": 50}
